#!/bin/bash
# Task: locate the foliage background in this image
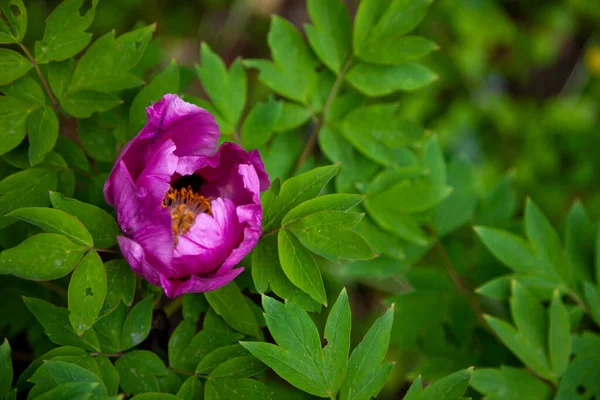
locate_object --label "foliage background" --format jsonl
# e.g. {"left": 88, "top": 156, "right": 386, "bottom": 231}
{"left": 1, "top": 0, "right": 600, "bottom": 399}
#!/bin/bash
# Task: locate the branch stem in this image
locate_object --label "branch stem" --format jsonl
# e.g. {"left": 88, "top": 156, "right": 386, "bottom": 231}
{"left": 91, "top": 352, "right": 123, "bottom": 357}
{"left": 18, "top": 43, "right": 59, "bottom": 110}
{"left": 295, "top": 58, "right": 353, "bottom": 172}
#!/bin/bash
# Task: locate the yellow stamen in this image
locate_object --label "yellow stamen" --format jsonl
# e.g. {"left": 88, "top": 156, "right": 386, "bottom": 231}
{"left": 161, "top": 185, "right": 212, "bottom": 246}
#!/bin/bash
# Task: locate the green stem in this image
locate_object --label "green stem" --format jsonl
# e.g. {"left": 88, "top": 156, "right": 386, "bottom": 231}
{"left": 91, "top": 352, "right": 123, "bottom": 357}
{"left": 18, "top": 43, "right": 59, "bottom": 110}
{"left": 295, "top": 58, "right": 353, "bottom": 172}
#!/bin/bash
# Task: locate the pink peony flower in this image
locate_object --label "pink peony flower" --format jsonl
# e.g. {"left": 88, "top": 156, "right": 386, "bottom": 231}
{"left": 104, "top": 94, "right": 269, "bottom": 297}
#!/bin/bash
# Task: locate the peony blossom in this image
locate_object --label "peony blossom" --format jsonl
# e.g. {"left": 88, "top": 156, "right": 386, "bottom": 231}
{"left": 104, "top": 94, "right": 270, "bottom": 298}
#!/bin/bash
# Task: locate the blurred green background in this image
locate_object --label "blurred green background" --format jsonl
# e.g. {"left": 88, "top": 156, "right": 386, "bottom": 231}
{"left": 24, "top": 0, "right": 600, "bottom": 222}
{"left": 13, "top": 0, "right": 600, "bottom": 397}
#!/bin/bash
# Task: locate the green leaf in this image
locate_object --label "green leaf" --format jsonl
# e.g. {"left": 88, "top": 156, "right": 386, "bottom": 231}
{"left": 0, "top": 339, "right": 11, "bottom": 396}
{"left": 197, "top": 43, "right": 246, "bottom": 127}
{"left": 176, "top": 377, "right": 204, "bottom": 400}
{"left": 510, "top": 280, "right": 547, "bottom": 353}
{"left": 596, "top": 227, "right": 600, "bottom": 284}
{"left": 274, "top": 102, "right": 311, "bottom": 133}
{"left": 346, "top": 62, "right": 437, "bottom": 96}
{"left": 340, "top": 306, "right": 394, "bottom": 400}
{"left": 68, "top": 251, "right": 106, "bottom": 334}
{"left": 7, "top": 206, "right": 93, "bottom": 247}
{"left": 208, "top": 356, "right": 266, "bottom": 378}
{"left": 69, "top": 25, "right": 154, "bottom": 92}
{"left": 475, "top": 171, "right": 517, "bottom": 225}
{"left": 195, "top": 344, "right": 248, "bottom": 374}
{"left": 0, "top": 95, "right": 39, "bottom": 157}
{"left": 363, "top": 166, "right": 423, "bottom": 196}
{"left": 0, "top": 0, "right": 27, "bottom": 44}
{"left": 422, "top": 134, "right": 446, "bottom": 186}
{"left": 43, "top": 360, "right": 108, "bottom": 398}
{"left": 352, "top": 216, "right": 406, "bottom": 261}
{"left": 363, "top": 36, "right": 438, "bottom": 65}
{"left": 549, "top": 290, "right": 571, "bottom": 377}
{"left": 239, "top": 342, "right": 328, "bottom": 397}
{"left": 241, "top": 96, "right": 283, "bottom": 149}
{"left": 157, "top": 369, "right": 181, "bottom": 394}
{"left": 0, "top": 48, "right": 32, "bottom": 85}
{"left": 102, "top": 259, "right": 136, "bottom": 315}
{"left": 205, "top": 378, "right": 272, "bottom": 400}
{"left": 474, "top": 227, "right": 544, "bottom": 275}
{"left": 262, "top": 295, "right": 321, "bottom": 358}
{"left": 484, "top": 315, "right": 553, "bottom": 380}
{"left": 0, "top": 169, "right": 57, "bottom": 231}
{"left": 525, "top": 198, "right": 570, "bottom": 283}
{"left": 23, "top": 297, "right": 100, "bottom": 351}
{"left": 47, "top": 59, "right": 74, "bottom": 100}
{"left": 282, "top": 194, "right": 363, "bottom": 225}
{"left": 565, "top": 201, "right": 594, "bottom": 284}
{"left": 584, "top": 282, "right": 600, "bottom": 327}
{"left": 54, "top": 135, "right": 90, "bottom": 173}
{"left": 27, "top": 106, "right": 59, "bottom": 166}
{"left": 278, "top": 229, "right": 327, "bottom": 305}
{"left": 341, "top": 104, "right": 425, "bottom": 165}
{"left": 96, "top": 355, "right": 119, "bottom": 396}
{"left": 15, "top": 346, "right": 86, "bottom": 388}
{"left": 353, "top": 0, "right": 431, "bottom": 63}
{"left": 34, "top": 0, "right": 98, "bottom": 63}
{"left": 0, "top": 233, "right": 86, "bottom": 280}
{"left": 128, "top": 60, "right": 180, "bottom": 137}
{"left": 323, "top": 289, "right": 351, "bottom": 395}
{"left": 60, "top": 90, "right": 122, "bottom": 118}
{"left": 367, "top": 181, "right": 452, "bottom": 214}
{"left": 49, "top": 192, "right": 120, "bottom": 248}
{"left": 434, "top": 157, "right": 477, "bottom": 236}
{"left": 168, "top": 320, "right": 196, "bottom": 369}
{"left": 471, "top": 366, "right": 552, "bottom": 400}
{"left": 251, "top": 235, "right": 321, "bottom": 312}
{"left": 263, "top": 164, "right": 339, "bottom": 231}
{"left": 422, "top": 368, "right": 472, "bottom": 400}
{"left": 318, "top": 126, "right": 380, "bottom": 193}
{"left": 287, "top": 211, "right": 375, "bottom": 261}
{"left": 205, "top": 282, "right": 262, "bottom": 338}
{"left": 245, "top": 16, "right": 318, "bottom": 104}
{"left": 241, "top": 296, "right": 329, "bottom": 397}
{"left": 174, "top": 329, "right": 243, "bottom": 373}
{"left": 403, "top": 376, "right": 423, "bottom": 400}
{"left": 182, "top": 294, "right": 208, "bottom": 323}
{"left": 1, "top": 74, "right": 45, "bottom": 104}
{"left": 94, "top": 303, "right": 126, "bottom": 352}
{"left": 363, "top": 200, "right": 429, "bottom": 246}
{"left": 554, "top": 333, "right": 600, "bottom": 399}
{"left": 251, "top": 239, "right": 272, "bottom": 294}
{"left": 121, "top": 296, "right": 153, "bottom": 351}
{"left": 305, "top": 0, "right": 352, "bottom": 73}
{"left": 78, "top": 116, "right": 117, "bottom": 163}
{"left": 115, "top": 350, "right": 167, "bottom": 396}
{"left": 35, "top": 382, "right": 99, "bottom": 400}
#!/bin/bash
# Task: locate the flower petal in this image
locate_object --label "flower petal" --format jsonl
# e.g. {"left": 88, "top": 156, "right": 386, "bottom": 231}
{"left": 118, "top": 236, "right": 163, "bottom": 286}
{"left": 172, "top": 198, "right": 241, "bottom": 277}
{"left": 148, "top": 94, "right": 220, "bottom": 158}
{"left": 160, "top": 267, "right": 245, "bottom": 298}
{"left": 104, "top": 94, "right": 219, "bottom": 205}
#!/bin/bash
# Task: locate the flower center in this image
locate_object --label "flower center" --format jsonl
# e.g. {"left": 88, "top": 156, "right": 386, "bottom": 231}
{"left": 162, "top": 185, "right": 212, "bottom": 246}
